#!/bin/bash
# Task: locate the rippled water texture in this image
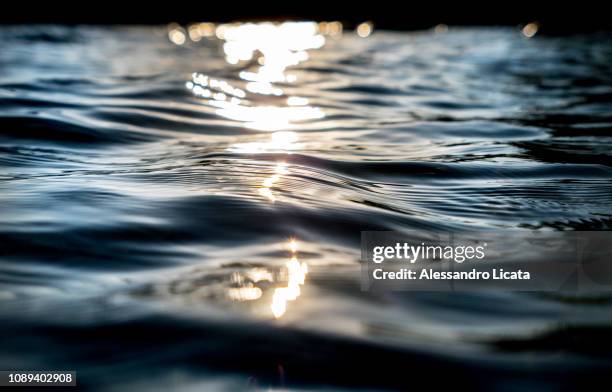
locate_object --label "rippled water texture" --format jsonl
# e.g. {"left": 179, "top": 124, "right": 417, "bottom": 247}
{"left": 1, "top": 24, "right": 612, "bottom": 390}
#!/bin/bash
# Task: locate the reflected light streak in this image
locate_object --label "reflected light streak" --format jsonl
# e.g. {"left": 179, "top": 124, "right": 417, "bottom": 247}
{"left": 287, "top": 96, "right": 309, "bottom": 106}
{"left": 186, "top": 21, "right": 327, "bottom": 131}
{"left": 271, "top": 239, "right": 308, "bottom": 318}
{"left": 258, "top": 161, "right": 288, "bottom": 203}
{"left": 246, "top": 268, "right": 274, "bottom": 283}
{"left": 187, "top": 71, "right": 323, "bottom": 132}
{"left": 228, "top": 131, "right": 298, "bottom": 154}
{"left": 212, "top": 101, "right": 324, "bottom": 131}
{"left": 289, "top": 238, "right": 298, "bottom": 253}
{"left": 220, "top": 22, "right": 325, "bottom": 90}
{"left": 224, "top": 238, "right": 309, "bottom": 319}
{"left": 228, "top": 285, "right": 263, "bottom": 301}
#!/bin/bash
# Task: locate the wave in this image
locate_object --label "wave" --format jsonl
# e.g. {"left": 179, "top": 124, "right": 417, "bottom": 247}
{"left": 1, "top": 25, "right": 612, "bottom": 390}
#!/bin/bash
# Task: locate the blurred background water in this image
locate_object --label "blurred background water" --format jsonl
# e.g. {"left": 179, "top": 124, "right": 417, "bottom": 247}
{"left": 1, "top": 23, "right": 612, "bottom": 391}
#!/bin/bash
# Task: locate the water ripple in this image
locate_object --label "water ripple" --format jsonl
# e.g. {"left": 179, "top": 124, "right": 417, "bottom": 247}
{"left": 1, "top": 24, "right": 612, "bottom": 390}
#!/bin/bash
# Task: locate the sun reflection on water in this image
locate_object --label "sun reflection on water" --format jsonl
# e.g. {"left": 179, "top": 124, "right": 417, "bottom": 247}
{"left": 227, "top": 131, "right": 298, "bottom": 154}
{"left": 224, "top": 238, "right": 308, "bottom": 319}
{"left": 185, "top": 21, "right": 327, "bottom": 131}
{"left": 258, "top": 161, "right": 288, "bottom": 203}
{"left": 226, "top": 130, "right": 297, "bottom": 202}
{"left": 220, "top": 22, "right": 325, "bottom": 84}
{"left": 270, "top": 239, "right": 308, "bottom": 318}
{"left": 182, "top": 24, "right": 317, "bottom": 317}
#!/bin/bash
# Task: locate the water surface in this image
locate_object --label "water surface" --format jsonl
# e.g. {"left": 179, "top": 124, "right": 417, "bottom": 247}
{"left": 1, "top": 24, "right": 612, "bottom": 390}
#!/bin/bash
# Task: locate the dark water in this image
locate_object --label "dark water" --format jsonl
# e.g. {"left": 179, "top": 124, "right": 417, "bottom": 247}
{"left": 1, "top": 24, "right": 612, "bottom": 390}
